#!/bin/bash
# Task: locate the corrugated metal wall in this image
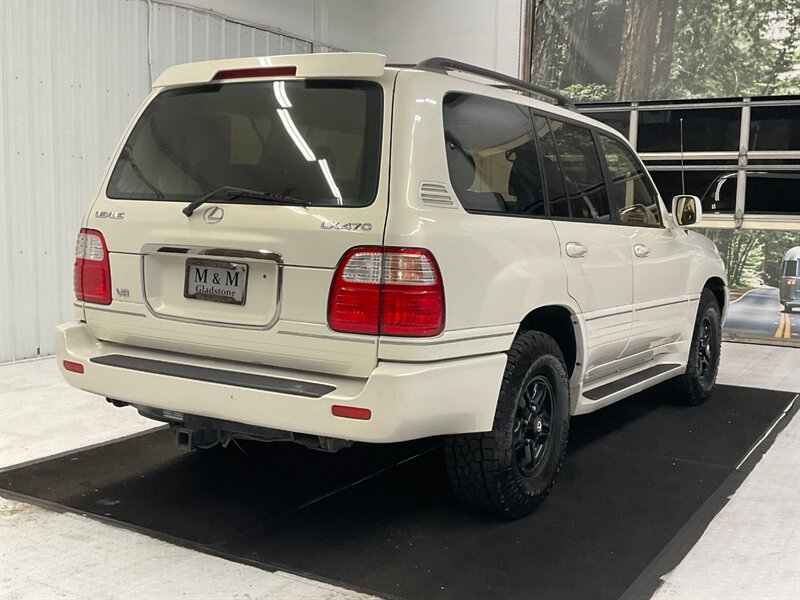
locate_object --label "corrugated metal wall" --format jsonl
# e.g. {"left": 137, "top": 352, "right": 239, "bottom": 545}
{"left": 0, "top": 0, "right": 315, "bottom": 362}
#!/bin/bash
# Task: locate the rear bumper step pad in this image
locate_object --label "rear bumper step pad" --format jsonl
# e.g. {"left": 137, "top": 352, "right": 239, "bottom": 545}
{"left": 90, "top": 354, "right": 335, "bottom": 398}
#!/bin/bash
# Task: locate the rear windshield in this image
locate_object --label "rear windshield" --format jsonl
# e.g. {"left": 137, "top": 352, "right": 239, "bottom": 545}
{"left": 107, "top": 80, "right": 383, "bottom": 207}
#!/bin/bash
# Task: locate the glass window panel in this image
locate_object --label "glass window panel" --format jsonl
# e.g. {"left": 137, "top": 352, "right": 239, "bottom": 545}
{"left": 637, "top": 108, "right": 740, "bottom": 152}
{"left": 648, "top": 170, "right": 737, "bottom": 213}
{"left": 550, "top": 120, "right": 610, "bottom": 221}
{"left": 107, "top": 80, "right": 383, "bottom": 207}
{"left": 743, "top": 172, "right": 800, "bottom": 214}
{"left": 442, "top": 93, "right": 545, "bottom": 215}
{"left": 749, "top": 105, "right": 800, "bottom": 151}
{"left": 585, "top": 111, "right": 630, "bottom": 138}
{"left": 599, "top": 134, "right": 662, "bottom": 227}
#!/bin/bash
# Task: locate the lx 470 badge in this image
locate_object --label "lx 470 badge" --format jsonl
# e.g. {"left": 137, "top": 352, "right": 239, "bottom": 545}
{"left": 320, "top": 221, "right": 373, "bottom": 231}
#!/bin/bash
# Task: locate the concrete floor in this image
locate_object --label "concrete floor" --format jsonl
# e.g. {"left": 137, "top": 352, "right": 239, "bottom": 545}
{"left": 1, "top": 343, "right": 798, "bottom": 599}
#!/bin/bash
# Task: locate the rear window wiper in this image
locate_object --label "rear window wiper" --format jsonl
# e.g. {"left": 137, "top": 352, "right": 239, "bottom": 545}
{"left": 182, "top": 186, "right": 310, "bottom": 217}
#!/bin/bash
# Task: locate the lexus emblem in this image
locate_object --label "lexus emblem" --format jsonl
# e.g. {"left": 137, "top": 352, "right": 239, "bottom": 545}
{"left": 203, "top": 206, "right": 224, "bottom": 224}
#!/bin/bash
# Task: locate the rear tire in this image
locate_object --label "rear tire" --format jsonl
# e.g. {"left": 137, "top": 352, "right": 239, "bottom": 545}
{"left": 675, "top": 289, "right": 721, "bottom": 405}
{"left": 445, "top": 331, "right": 570, "bottom": 519}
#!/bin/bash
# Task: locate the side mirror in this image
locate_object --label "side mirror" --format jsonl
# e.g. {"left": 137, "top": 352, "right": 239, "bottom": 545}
{"left": 672, "top": 194, "right": 703, "bottom": 227}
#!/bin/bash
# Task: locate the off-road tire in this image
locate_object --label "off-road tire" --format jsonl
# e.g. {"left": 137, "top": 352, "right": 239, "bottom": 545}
{"left": 445, "top": 331, "right": 570, "bottom": 519}
{"left": 675, "top": 289, "right": 721, "bottom": 405}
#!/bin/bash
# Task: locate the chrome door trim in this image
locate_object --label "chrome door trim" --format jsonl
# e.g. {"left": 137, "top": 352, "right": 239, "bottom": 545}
{"left": 139, "top": 244, "right": 284, "bottom": 330}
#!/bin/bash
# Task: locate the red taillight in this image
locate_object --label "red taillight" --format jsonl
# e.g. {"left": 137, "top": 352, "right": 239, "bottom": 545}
{"left": 74, "top": 228, "right": 111, "bottom": 304}
{"left": 63, "top": 360, "right": 84, "bottom": 374}
{"left": 212, "top": 66, "right": 297, "bottom": 80}
{"left": 331, "top": 405, "right": 372, "bottom": 420}
{"left": 328, "top": 247, "right": 445, "bottom": 337}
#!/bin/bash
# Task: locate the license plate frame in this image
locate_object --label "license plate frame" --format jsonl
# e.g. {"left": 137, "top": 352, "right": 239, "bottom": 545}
{"left": 184, "top": 258, "right": 249, "bottom": 306}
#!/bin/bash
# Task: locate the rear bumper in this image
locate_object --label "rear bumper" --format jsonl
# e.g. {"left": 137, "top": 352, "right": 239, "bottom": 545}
{"left": 55, "top": 322, "right": 506, "bottom": 443}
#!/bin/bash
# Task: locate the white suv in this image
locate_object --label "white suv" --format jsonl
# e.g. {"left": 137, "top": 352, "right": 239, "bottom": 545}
{"left": 57, "top": 53, "right": 728, "bottom": 518}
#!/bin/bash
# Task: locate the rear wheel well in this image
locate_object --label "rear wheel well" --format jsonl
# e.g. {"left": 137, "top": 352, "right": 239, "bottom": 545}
{"left": 704, "top": 277, "right": 726, "bottom": 312}
{"left": 516, "top": 306, "right": 577, "bottom": 377}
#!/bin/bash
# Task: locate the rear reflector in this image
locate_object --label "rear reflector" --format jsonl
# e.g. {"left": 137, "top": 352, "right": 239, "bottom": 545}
{"left": 212, "top": 66, "right": 297, "bottom": 80}
{"left": 74, "top": 228, "right": 112, "bottom": 304}
{"left": 328, "top": 247, "right": 445, "bottom": 336}
{"left": 331, "top": 405, "right": 372, "bottom": 420}
{"left": 63, "top": 360, "right": 84, "bottom": 374}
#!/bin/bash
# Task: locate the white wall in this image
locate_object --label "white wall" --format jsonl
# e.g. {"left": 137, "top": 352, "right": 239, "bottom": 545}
{"left": 1, "top": 0, "right": 526, "bottom": 362}
{"left": 363, "top": 0, "right": 524, "bottom": 76}
{"left": 0, "top": 0, "right": 313, "bottom": 362}
{"left": 187, "top": 0, "right": 525, "bottom": 74}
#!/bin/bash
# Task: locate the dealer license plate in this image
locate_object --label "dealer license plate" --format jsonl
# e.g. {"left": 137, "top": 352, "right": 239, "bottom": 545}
{"left": 184, "top": 258, "right": 248, "bottom": 305}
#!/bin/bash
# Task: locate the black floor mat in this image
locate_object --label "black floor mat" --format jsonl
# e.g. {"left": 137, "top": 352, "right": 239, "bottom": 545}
{"left": 0, "top": 384, "right": 793, "bottom": 600}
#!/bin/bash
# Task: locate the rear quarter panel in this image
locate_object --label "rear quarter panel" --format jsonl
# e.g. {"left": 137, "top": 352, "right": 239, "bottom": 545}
{"left": 381, "top": 71, "right": 582, "bottom": 361}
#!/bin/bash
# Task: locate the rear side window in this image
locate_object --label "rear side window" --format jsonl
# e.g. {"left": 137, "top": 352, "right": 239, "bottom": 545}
{"left": 549, "top": 120, "right": 611, "bottom": 221}
{"left": 599, "top": 134, "right": 663, "bottom": 227}
{"left": 442, "top": 93, "right": 546, "bottom": 216}
{"left": 107, "top": 80, "right": 383, "bottom": 207}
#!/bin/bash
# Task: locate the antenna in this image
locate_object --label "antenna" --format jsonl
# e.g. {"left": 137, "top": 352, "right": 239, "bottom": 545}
{"left": 679, "top": 117, "right": 686, "bottom": 195}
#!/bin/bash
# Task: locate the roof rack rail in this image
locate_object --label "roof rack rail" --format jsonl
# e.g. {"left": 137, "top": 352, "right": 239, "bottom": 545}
{"left": 413, "top": 57, "right": 576, "bottom": 111}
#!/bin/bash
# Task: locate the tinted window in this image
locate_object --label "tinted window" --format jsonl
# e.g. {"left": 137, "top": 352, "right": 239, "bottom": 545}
{"left": 442, "top": 93, "right": 545, "bottom": 215}
{"left": 749, "top": 105, "right": 800, "bottom": 151}
{"left": 586, "top": 111, "right": 631, "bottom": 138}
{"left": 649, "top": 170, "right": 737, "bottom": 213}
{"left": 533, "top": 116, "right": 569, "bottom": 217}
{"left": 637, "top": 108, "right": 740, "bottom": 152}
{"left": 599, "top": 134, "right": 662, "bottom": 227}
{"left": 107, "top": 80, "right": 382, "bottom": 207}
{"left": 743, "top": 172, "right": 800, "bottom": 214}
{"left": 550, "top": 120, "right": 610, "bottom": 221}
{"left": 784, "top": 260, "right": 799, "bottom": 277}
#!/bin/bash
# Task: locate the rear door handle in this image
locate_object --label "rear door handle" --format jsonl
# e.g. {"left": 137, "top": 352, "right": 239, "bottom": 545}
{"left": 565, "top": 242, "right": 588, "bottom": 258}
{"left": 634, "top": 243, "right": 651, "bottom": 258}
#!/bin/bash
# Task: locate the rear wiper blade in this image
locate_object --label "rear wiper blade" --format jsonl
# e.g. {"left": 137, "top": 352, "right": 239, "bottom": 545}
{"left": 182, "top": 186, "right": 310, "bottom": 217}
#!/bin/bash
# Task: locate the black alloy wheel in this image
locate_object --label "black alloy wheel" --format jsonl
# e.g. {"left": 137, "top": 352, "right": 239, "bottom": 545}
{"left": 696, "top": 316, "right": 717, "bottom": 384}
{"left": 514, "top": 375, "right": 554, "bottom": 476}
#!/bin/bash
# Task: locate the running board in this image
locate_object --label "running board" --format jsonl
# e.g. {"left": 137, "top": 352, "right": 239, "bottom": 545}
{"left": 583, "top": 364, "right": 682, "bottom": 401}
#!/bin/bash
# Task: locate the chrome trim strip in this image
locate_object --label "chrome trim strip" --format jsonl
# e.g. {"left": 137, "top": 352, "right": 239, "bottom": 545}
{"left": 585, "top": 309, "right": 633, "bottom": 322}
{"left": 379, "top": 332, "right": 512, "bottom": 346}
{"left": 140, "top": 244, "right": 283, "bottom": 263}
{"left": 139, "top": 244, "right": 283, "bottom": 330}
{"left": 585, "top": 299, "right": 687, "bottom": 323}
{"left": 84, "top": 306, "right": 147, "bottom": 318}
{"left": 276, "top": 330, "right": 376, "bottom": 345}
{"left": 635, "top": 299, "right": 687, "bottom": 312}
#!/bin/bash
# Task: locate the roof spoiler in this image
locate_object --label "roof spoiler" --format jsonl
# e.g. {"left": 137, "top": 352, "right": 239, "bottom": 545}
{"left": 153, "top": 52, "right": 387, "bottom": 88}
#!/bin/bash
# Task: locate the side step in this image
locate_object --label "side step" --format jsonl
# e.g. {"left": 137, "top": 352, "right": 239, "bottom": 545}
{"left": 583, "top": 364, "right": 681, "bottom": 401}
